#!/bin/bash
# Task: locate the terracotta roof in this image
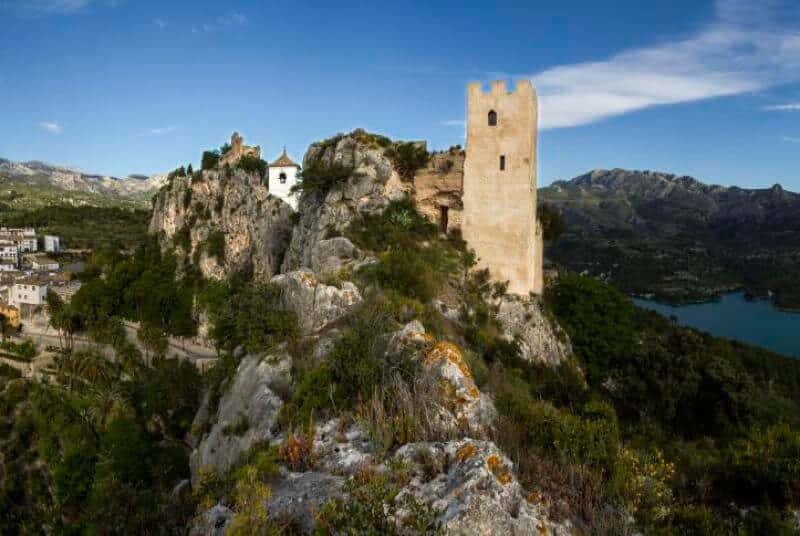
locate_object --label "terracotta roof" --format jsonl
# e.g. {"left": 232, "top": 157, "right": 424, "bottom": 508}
{"left": 268, "top": 148, "right": 300, "bottom": 168}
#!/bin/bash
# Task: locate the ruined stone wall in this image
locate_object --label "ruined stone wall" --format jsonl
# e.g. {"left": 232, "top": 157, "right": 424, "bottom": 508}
{"left": 461, "top": 80, "right": 543, "bottom": 295}
{"left": 220, "top": 132, "right": 261, "bottom": 167}
{"left": 413, "top": 151, "right": 465, "bottom": 232}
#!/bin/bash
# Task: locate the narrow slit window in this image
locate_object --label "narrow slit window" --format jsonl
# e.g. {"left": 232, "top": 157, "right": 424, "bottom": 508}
{"left": 499, "top": 155, "right": 506, "bottom": 170}
{"left": 488, "top": 110, "right": 497, "bottom": 126}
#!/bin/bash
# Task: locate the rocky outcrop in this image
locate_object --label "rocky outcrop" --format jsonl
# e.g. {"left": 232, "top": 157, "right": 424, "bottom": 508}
{"left": 270, "top": 269, "right": 362, "bottom": 335}
{"left": 149, "top": 158, "right": 293, "bottom": 281}
{"left": 388, "top": 321, "right": 496, "bottom": 437}
{"left": 281, "top": 130, "right": 406, "bottom": 273}
{"left": 395, "top": 440, "right": 573, "bottom": 535}
{"left": 310, "top": 236, "right": 362, "bottom": 276}
{"left": 496, "top": 295, "right": 572, "bottom": 366}
{"left": 266, "top": 472, "right": 345, "bottom": 533}
{"left": 422, "top": 340, "right": 496, "bottom": 435}
{"left": 189, "top": 352, "right": 291, "bottom": 484}
{"left": 312, "top": 418, "right": 376, "bottom": 474}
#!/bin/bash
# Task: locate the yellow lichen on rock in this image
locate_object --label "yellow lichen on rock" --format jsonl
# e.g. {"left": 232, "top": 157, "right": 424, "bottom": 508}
{"left": 425, "top": 341, "right": 473, "bottom": 379}
{"left": 456, "top": 443, "right": 477, "bottom": 462}
{"left": 486, "top": 454, "right": 512, "bottom": 485}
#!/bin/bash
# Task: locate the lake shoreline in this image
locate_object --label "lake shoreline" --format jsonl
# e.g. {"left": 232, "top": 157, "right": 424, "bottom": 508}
{"left": 631, "top": 290, "right": 800, "bottom": 314}
{"left": 633, "top": 291, "right": 800, "bottom": 359}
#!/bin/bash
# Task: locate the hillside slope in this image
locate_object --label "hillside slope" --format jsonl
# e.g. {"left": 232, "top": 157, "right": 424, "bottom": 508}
{"left": 0, "top": 157, "right": 165, "bottom": 209}
{"left": 540, "top": 168, "right": 800, "bottom": 307}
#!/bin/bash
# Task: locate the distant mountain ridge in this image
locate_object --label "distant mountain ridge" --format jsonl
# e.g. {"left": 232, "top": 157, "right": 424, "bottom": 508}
{"left": 0, "top": 157, "right": 166, "bottom": 206}
{"left": 545, "top": 168, "right": 799, "bottom": 232}
{"left": 540, "top": 168, "right": 800, "bottom": 308}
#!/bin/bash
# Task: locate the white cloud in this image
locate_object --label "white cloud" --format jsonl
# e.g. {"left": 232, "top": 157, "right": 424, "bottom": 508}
{"left": 531, "top": 0, "right": 800, "bottom": 129}
{"left": 441, "top": 120, "right": 466, "bottom": 127}
{"left": 217, "top": 11, "right": 247, "bottom": 26}
{"left": 764, "top": 103, "right": 800, "bottom": 111}
{"left": 149, "top": 126, "right": 176, "bottom": 135}
{"left": 3, "top": 0, "right": 122, "bottom": 14}
{"left": 192, "top": 11, "right": 248, "bottom": 33}
{"left": 39, "top": 121, "right": 62, "bottom": 133}
{"left": 783, "top": 136, "right": 800, "bottom": 143}
{"left": 11, "top": 0, "right": 90, "bottom": 13}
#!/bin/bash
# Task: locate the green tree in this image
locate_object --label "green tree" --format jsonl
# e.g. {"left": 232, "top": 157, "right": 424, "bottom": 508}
{"left": 137, "top": 321, "right": 168, "bottom": 362}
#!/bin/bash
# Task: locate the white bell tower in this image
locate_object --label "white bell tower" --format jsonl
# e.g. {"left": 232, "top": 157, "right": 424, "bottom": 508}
{"left": 267, "top": 147, "right": 300, "bottom": 210}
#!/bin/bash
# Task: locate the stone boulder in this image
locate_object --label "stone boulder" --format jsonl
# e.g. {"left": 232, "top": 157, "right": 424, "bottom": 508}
{"left": 310, "top": 236, "right": 361, "bottom": 276}
{"left": 395, "top": 440, "right": 574, "bottom": 535}
{"left": 189, "top": 352, "right": 291, "bottom": 484}
{"left": 271, "top": 269, "right": 362, "bottom": 335}
{"left": 496, "top": 295, "right": 572, "bottom": 366}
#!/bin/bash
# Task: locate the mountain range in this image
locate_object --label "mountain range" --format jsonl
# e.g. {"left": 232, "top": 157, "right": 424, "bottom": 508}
{"left": 540, "top": 168, "right": 800, "bottom": 308}
{"left": 0, "top": 158, "right": 166, "bottom": 209}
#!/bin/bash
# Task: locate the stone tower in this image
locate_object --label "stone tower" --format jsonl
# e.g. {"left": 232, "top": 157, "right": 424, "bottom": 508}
{"left": 461, "top": 80, "right": 543, "bottom": 295}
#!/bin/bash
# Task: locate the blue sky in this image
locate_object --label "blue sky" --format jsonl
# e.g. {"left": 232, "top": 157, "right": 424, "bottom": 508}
{"left": 0, "top": 0, "right": 798, "bottom": 189}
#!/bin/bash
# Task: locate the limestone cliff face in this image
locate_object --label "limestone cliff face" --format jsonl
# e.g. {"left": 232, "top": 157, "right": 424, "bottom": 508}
{"left": 281, "top": 131, "right": 408, "bottom": 273}
{"left": 149, "top": 166, "right": 293, "bottom": 280}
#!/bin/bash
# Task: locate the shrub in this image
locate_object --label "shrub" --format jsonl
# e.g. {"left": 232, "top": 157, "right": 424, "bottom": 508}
{"left": 280, "top": 362, "right": 336, "bottom": 426}
{"left": 539, "top": 203, "right": 566, "bottom": 241}
{"left": 366, "top": 248, "right": 440, "bottom": 303}
{"left": 291, "top": 160, "right": 353, "bottom": 196}
{"left": 237, "top": 155, "right": 267, "bottom": 179}
{"left": 347, "top": 199, "right": 438, "bottom": 253}
{"left": 315, "top": 468, "right": 442, "bottom": 535}
{"left": 205, "top": 230, "right": 226, "bottom": 261}
{"left": 385, "top": 142, "right": 430, "bottom": 182}
{"left": 201, "top": 150, "right": 220, "bottom": 171}
{"left": 325, "top": 308, "right": 393, "bottom": 405}
{"left": 723, "top": 423, "right": 800, "bottom": 508}
{"left": 279, "top": 428, "right": 316, "bottom": 471}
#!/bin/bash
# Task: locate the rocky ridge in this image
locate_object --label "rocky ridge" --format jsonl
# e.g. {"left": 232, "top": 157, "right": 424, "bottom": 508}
{"left": 149, "top": 163, "right": 294, "bottom": 281}
{"left": 166, "top": 131, "right": 576, "bottom": 534}
{"left": 0, "top": 157, "right": 167, "bottom": 205}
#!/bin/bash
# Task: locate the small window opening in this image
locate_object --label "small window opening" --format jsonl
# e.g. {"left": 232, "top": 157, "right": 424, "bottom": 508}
{"left": 279, "top": 172, "right": 287, "bottom": 184}
{"left": 439, "top": 206, "right": 449, "bottom": 233}
{"left": 499, "top": 155, "right": 506, "bottom": 170}
{"left": 488, "top": 110, "right": 497, "bottom": 126}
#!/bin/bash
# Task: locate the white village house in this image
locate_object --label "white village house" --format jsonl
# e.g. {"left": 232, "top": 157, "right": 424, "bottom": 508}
{"left": 44, "top": 235, "right": 62, "bottom": 253}
{"left": 0, "top": 228, "right": 38, "bottom": 252}
{"left": 0, "top": 241, "right": 19, "bottom": 266}
{"left": 9, "top": 278, "right": 48, "bottom": 309}
{"left": 29, "top": 255, "right": 60, "bottom": 272}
